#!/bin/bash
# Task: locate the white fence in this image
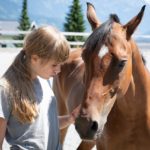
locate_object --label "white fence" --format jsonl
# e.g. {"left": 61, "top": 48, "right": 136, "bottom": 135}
{"left": 1, "top": 30, "right": 150, "bottom": 47}
{"left": 0, "top": 30, "right": 90, "bottom": 47}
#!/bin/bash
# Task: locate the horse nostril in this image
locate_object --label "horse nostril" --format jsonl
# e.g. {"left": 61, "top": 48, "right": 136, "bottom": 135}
{"left": 91, "top": 121, "right": 98, "bottom": 132}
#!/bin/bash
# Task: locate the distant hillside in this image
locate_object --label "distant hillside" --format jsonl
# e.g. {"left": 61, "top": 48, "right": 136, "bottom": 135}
{"left": 0, "top": 0, "right": 89, "bottom": 32}
{"left": 135, "top": 30, "right": 150, "bottom": 43}
{"left": 145, "top": 31, "right": 150, "bottom": 35}
{"left": 0, "top": 0, "right": 150, "bottom": 33}
{"left": 0, "top": 1, "right": 21, "bottom": 20}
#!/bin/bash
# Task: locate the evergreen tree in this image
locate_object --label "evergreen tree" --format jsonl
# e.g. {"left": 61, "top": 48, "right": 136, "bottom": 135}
{"left": 14, "top": 0, "right": 30, "bottom": 47}
{"left": 19, "top": 0, "right": 30, "bottom": 31}
{"left": 64, "top": 0, "right": 85, "bottom": 42}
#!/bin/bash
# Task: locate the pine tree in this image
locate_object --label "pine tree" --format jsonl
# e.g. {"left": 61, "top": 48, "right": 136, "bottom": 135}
{"left": 14, "top": 0, "right": 30, "bottom": 47}
{"left": 64, "top": 0, "right": 85, "bottom": 42}
{"left": 18, "top": 0, "right": 30, "bottom": 31}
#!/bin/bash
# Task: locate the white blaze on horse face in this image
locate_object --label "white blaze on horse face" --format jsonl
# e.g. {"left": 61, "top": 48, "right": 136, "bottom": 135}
{"left": 98, "top": 94, "right": 117, "bottom": 131}
{"left": 98, "top": 45, "right": 109, "bottom": 59}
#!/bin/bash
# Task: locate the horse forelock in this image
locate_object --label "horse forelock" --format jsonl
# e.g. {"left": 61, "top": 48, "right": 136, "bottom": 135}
{"left": 82, "top": 19, "right": 113, "bottom": 64}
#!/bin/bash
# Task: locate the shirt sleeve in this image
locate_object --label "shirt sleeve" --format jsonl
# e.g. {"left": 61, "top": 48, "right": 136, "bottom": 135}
{"left": 0, "top": 85, "right": 12, "bottom": 120}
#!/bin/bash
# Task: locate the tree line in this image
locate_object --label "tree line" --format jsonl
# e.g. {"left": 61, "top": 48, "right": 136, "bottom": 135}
{"left": 17, "top": 0, "right": 85, "bottom": 46}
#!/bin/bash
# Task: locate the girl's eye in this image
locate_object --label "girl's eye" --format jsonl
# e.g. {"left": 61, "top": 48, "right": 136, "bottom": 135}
{"left": 52, "top": 64, "right": 58, "bottom": 67}
{"left": 52, "top": 63, "right": 61, "bottom": 67}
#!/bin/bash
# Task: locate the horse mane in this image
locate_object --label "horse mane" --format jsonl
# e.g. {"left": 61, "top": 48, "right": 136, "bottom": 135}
{"left": 109, "top": 14, "right": 120, "bottom": 23}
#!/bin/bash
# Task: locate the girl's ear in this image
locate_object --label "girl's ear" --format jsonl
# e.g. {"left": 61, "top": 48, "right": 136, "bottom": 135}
{"left": 31, "top": 55, "right": 40, "bottom": 63}
{"left": 123, "top": 5, "right": 146, "bottom": 40}
{"left": 87, "top": 2, "right": 101, "bottom": 31}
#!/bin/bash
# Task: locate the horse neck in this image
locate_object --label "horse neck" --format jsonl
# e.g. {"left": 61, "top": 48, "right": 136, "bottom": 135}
{"left": 131, "top": 39, "right": 150, "bottom": 89}
{"left": 116, "top": 40, "right": 150, "bottom": 118}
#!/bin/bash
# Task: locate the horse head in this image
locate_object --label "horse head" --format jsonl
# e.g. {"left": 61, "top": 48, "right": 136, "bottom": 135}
{"left": 75, "top": 3, "right": 146, "bottom": 140}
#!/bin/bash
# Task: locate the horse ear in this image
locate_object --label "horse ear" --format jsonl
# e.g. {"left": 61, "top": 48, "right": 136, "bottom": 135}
{"left": 123, "top": 5, "right": 146, "bottom": 40}
{"left": 87, "top": 2, "right": 101, "bottom": 31}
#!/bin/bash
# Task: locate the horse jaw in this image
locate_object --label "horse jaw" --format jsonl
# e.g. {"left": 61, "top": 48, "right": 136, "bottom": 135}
{"left": 75, "top": 93, "right": 117, "bottom": 140}
{"left": 93, "top": 94, "right": 117, "bottom": 138}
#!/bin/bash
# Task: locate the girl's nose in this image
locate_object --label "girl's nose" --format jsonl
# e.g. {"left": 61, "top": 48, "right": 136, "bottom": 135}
{"left": 55, "top": 65, "right": 61, "bottom": 74}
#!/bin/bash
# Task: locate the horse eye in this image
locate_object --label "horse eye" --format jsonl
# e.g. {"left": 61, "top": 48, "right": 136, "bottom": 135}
{"left": 110, "top": 88, "right": 116, "bottom": 98}
{"left": 118, "top": 60, "right": 127, "bottom": 69}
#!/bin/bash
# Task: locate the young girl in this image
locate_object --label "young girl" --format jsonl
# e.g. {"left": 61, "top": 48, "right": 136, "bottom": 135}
{"left": 0, "top": 26, "right": 78, "bottom": 150}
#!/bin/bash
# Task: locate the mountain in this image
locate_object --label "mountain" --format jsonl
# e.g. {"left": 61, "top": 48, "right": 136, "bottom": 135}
{"left": 0, "top": 0, "right": 150, "bottom": 33}
{"left": 0, "top": 1, "right": 21, "bottom": 20}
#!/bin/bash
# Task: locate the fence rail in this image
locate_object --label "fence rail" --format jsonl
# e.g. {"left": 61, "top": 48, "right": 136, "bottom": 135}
{"left": 0, "top": 30, "right": 90, "bottom": 47}
{"left": 0, "top": 30, "right": 150, "bottom": 48}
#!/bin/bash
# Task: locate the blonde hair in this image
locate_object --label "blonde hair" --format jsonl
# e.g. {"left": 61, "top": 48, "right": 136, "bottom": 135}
{"left": 3, "top": 26, "right": 70, "bottom": 123}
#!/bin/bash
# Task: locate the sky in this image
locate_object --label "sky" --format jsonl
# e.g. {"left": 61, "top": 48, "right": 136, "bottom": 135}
{"left": 0, "top": 0, "right": 150, "bottom": 34}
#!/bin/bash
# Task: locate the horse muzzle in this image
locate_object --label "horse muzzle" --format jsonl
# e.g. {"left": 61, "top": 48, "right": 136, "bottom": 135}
{"left": 75, "top": 116, "right": 101, "bottom": 140}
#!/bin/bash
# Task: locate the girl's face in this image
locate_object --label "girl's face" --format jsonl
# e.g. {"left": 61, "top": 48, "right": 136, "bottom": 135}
{"left": 30, "top": 55, "right": 62, "bottom": 79}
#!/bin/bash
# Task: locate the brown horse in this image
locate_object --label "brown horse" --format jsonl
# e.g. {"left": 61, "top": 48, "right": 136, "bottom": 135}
{"left": 53, "top": 3, "right": 149, "bottom": 150}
